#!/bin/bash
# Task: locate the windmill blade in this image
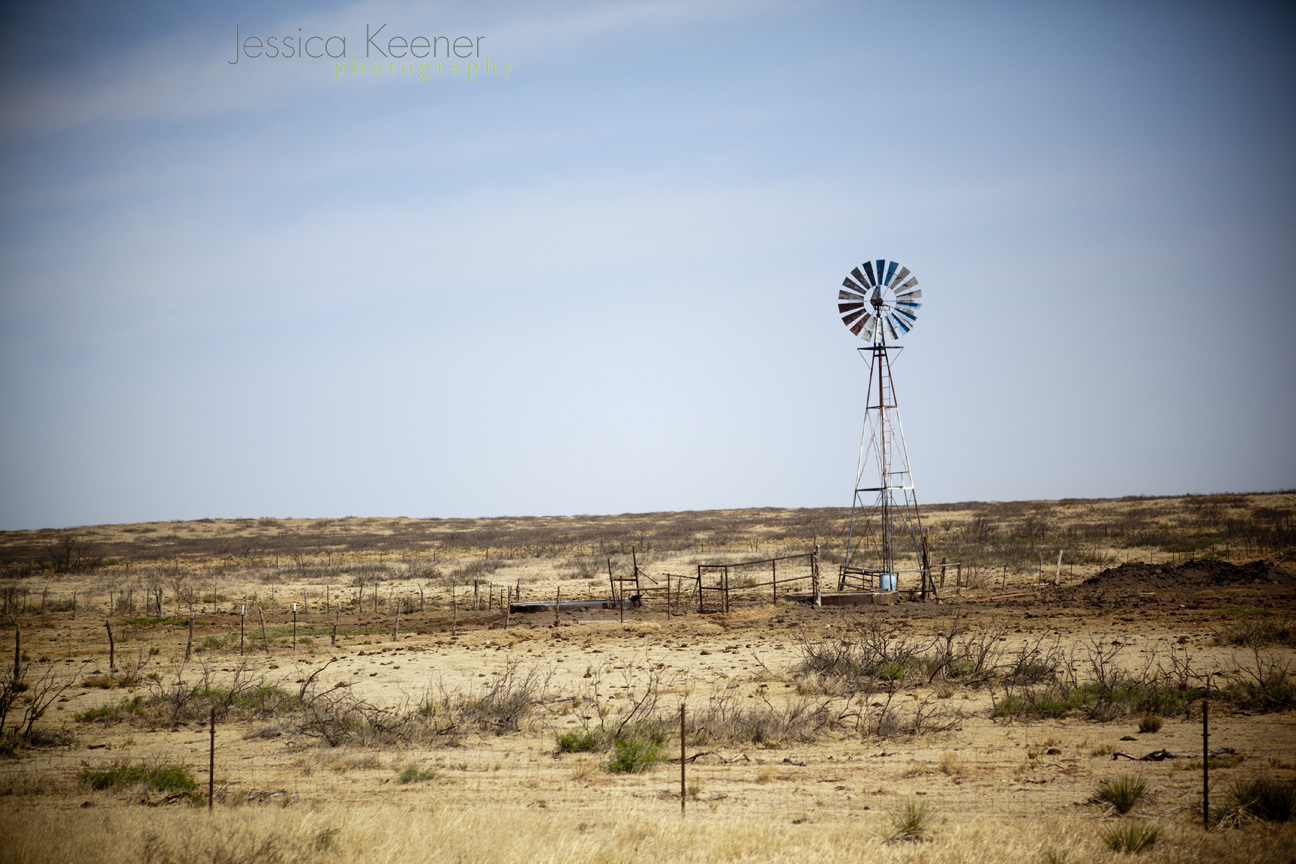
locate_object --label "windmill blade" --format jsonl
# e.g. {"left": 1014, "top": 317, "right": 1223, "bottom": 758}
{"left": 858, "top": 263, "right": 876, "bottom": 288}
{"left": 837, "top": 259, "right": 924, "bottom": 342}
{"left": 884, "top": 260, "right": 899, "bottom": 287}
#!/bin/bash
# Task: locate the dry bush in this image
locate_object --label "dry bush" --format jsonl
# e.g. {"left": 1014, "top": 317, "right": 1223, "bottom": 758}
{"left": 688, "top": 691, "right": 839, "bottom": 747}
{"left": 293, "top": 660, "right": 553, "bottom": 748}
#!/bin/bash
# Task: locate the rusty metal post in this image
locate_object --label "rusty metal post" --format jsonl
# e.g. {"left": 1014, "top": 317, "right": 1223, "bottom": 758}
{"left": 680, "top": 703, "right": 687, "bottom": 816}
{"left": 105, "top": 620, "right": 115, "bottom": 670}
{"left": 1203, "top": 676, "right": 1211, "bottom": 830}
{"left": 208, "top": 706, "right": 216, "bottom": 812}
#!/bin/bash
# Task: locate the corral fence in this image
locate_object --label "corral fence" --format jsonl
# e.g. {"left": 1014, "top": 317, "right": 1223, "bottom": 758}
{"left": 605, "top": 550, "right": 821, "bottom": 614}
{"left": 694, "top": 552, "right": 818, "bottom": 613}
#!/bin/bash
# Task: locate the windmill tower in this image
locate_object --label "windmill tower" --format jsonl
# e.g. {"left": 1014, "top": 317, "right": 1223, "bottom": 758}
{"left": 835, "top": 259, "right": 925, "bottom": 591}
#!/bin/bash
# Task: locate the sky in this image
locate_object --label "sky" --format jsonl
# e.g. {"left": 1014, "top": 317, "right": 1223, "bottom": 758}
{"left": 1, "top": 0, "right": 1294, "bottom": 531}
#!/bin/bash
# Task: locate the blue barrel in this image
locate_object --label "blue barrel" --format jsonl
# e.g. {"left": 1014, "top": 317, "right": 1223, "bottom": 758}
{"left": 880, "top": 572, "right": 896, "bottom": 591}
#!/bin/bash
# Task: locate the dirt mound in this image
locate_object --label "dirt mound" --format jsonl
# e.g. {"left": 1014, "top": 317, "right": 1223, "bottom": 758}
{"left": 1079, "top": 559, "right": 1294, "bottom": 594}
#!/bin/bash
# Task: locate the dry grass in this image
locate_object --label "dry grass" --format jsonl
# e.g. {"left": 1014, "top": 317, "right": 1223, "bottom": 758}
{"left": 0, "top": 805, "right": 1291, "bottom": 864}
{"left": 0, "top": 493, "right": 1294, "bottom": 862}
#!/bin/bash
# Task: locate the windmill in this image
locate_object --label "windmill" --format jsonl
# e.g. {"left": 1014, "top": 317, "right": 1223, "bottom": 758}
{"left": 836, "top": 259, "right": 925, "bottom": 591}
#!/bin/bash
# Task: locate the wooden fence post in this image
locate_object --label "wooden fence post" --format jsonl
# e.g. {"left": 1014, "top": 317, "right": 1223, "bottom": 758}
{"left": 813, "top": 545, "right": 822, "bottom": 608}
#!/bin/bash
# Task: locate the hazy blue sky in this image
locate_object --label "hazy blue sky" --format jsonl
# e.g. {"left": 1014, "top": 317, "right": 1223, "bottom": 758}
{"left": 2, "top": 1, "right": 1293, "bottom": 531}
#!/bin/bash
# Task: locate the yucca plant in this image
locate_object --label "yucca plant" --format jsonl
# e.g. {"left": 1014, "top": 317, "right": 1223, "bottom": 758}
{"left": 1095, "top": 774, "right": 1147, "bottom": 815}
{"left": 1217, "top": 776, "right": 1296, "bottom": 825}
{"left": 1100, "top": 820, "right": 1158, "bottom": 854}
{"left": 887, "top": 798, "right": 935, "bottom": 842}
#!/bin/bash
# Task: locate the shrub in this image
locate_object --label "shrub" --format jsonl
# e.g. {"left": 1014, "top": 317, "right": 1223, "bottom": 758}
{"left": 1100, "top": 820, "right": 1158, "bottom": 853}
{"left": 396, "top": 766, "right": 437, "bottom": 784}
{"left": 602, "top": 729, "right": 666, "bottom": 774}
{"left": 1095, "top": 775, "right": 1147, "bottom": 815}
{"left": 75, "top": 695, "right": 144, "bottom": 722}
{"left": 1137, "top": 714, "right": 1162, "bottom": 734}
{"left": 80, "top": 760, "right": 196, "bottom": 793}
{"left": 557, "top": 729, "right": 604, "bottom": 753}
{"left": 887, "top": 798, "right": 934, "bottom": 842}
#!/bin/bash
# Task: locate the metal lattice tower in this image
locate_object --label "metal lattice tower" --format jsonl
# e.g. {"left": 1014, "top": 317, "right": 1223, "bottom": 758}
{"left": 835, "top": 259, "right": 925, "bottom": 591}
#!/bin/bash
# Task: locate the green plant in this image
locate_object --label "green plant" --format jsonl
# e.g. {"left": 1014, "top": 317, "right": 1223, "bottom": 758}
{"left": 887, "top": 798, "right": 934, "bottom": 842}
{"left": 1095, "top": 774, "right": 1147, "bottom": 815}
{"left": 80, "top": 760, "right": 196, "bottom": 793}
{"left": 314, "top": 827, "right": 340, "bottom": 850}
{"left": 1100, "top": 820, "right": 1158, "bottom": 853}
{"left": 1216, "top": 776, "right": 1296, "bottom": 825}
{"left": 557, "top": 729, "right": 603, "bottom": 753}
{"left": 880, "top": 660, "right": 910, "bottom": 682}
{"left": 602, "top": 731, "right": 665, "bottom": 774}
{"left": 75, "top": 695, "right": 144, "bottom": 722}
{"left": 397, "top": 766, "right": 437, "bottom": 784}
{"left": 992, "top": 694, "right": 1027, "bottom": 718}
